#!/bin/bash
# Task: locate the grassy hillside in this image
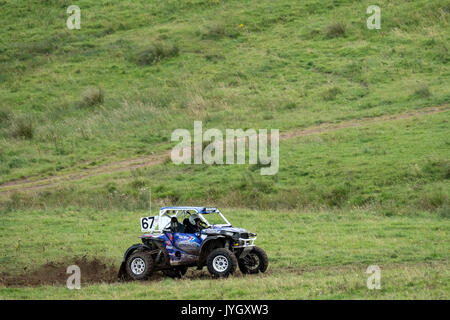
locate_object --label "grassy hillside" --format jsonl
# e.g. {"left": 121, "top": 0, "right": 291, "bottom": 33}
{"left": 0, "top": 0, "right": 448, "bottom": 213}
{"left": 2, "top": 110, "right": 448, "bottom": 215}
{"left": 0, "top": 0, "right": 449, "bottom": 299}
{"left": 0, "top": 0, "right": 449, "bottom": 187}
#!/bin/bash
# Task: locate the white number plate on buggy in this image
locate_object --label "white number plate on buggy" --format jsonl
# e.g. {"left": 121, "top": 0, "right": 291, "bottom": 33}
{"left": 140, "top": 216, "right": 158, "bottom": 232}
{"left": 140, "top": 215, "right": 171, "bottom": 232}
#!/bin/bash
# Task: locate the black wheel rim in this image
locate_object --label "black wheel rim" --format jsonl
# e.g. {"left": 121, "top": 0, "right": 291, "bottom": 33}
{"left": 243, "top": 253, "right": 260, "bottom": 271}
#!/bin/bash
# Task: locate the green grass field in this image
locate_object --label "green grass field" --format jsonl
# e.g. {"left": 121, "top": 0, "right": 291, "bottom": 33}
{"left": 1, "top": 262, "right": 448, "bottom": 299}
{"left": 0, "top": 0, "right": 449, "bottom": 299}
{"left": 0, "top": 209, "right": 448, "bottom": 299}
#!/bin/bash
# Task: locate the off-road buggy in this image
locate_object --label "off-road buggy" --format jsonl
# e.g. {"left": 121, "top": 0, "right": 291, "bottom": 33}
{"left": 118, "top": 207, "right": 268, "bottom": 280}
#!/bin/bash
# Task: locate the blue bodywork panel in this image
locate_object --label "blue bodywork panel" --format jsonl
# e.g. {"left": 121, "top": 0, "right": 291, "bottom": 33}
{"left": 141, "top": 225, "right": 248, "bottom": 266}
{"left": 144, "top": 232, "right": 203, "bottom": 265}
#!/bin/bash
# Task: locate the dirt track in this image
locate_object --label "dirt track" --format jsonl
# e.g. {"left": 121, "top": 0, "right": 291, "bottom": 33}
{"left": 0, "top": 257, "right": 233, "bottom": 287}
{"left": 0, "top": 256, "right": 118, "bottom": 287}
{"left": 0, "top": 104, "right": 448, "bottom": 194}
{"left": 1, "top": 256, "right": 437, "bottom": 288}
{"left": 0, "top": 256, "right": 361, "bottom": 287}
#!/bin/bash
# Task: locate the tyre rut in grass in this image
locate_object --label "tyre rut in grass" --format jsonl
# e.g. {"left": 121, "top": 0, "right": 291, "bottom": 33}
{"left": 0, "top": 256, "right": 117, "bottom": 287}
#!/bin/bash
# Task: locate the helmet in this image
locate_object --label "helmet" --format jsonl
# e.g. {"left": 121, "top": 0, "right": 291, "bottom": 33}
{"left": 189, "top": 214, "right": 200, "bottom": 225}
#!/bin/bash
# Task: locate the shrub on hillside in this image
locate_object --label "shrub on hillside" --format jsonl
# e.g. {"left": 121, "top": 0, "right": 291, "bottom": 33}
{"left": 80, "top": 87, "right": 104, "bottom": 107}
{"left": 324, "top": 22, "right": 346, "bottom": 38}
{"left": 0, "top": 107, "right": 12, "bottom": 126}
{"left": 201, "top": 21, "right": 239, "bottom": 39}
{"left": 437, "top": 204, "right": 449, "bottom": 218}
{"left": 11, "top": 117, "right": 34, "bottom": 140}
{"left": 422, "top": 160, "right": 450, "bottom": 180}
{"left": 130, "top": 178, "right": 149, "bottom": 190}
{"left": 414, "top": 84, "right": 432, "bottom": 98}
{"left": 322, "top": 184, "right": 351, "bottom": 207}
{"left": 322, "top": 86, "right": 341, "bottom": 101}
{"left": 136, "top": 42, "right": 179, "bottom": 65}
{"left": 416, "top": 189, "right": 448, "bottom": 211}
{"left": 27, "top": 40, "right": 56, "bottom": 55}
{"left": 206, "top": 22, "right": 227, "bottom": 37}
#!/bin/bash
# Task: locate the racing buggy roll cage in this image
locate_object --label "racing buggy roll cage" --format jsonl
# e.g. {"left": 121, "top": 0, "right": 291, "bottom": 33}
{"left": 142, "top": 207, "right": 257, "bottom": 248}
{"left": 152, "top": 206, "right": 232, "bottom": 231}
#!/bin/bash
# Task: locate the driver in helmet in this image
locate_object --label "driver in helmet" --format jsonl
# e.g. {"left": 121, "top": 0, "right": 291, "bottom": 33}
{"left": 188, "top": 214, "right": 205, "bottom": 233}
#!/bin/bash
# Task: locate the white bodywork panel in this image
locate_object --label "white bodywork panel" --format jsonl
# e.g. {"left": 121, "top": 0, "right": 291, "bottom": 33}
{"left": 140, "top": 215, "right": 171, "bottom": 233}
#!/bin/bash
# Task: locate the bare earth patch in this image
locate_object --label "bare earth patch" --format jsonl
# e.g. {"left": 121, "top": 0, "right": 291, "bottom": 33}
{"left": 0, "top": 256, "right": 117, "bottom": 287}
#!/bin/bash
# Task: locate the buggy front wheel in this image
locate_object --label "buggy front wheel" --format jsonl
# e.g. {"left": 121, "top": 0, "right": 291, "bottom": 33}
{"left": 207, "top": 248, "right": 237, "bottom": 278}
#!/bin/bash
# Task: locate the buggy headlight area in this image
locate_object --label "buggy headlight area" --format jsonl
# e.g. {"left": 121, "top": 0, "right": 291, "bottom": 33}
{"left": 233, "top": 236, "right": 256, "bottom": 248}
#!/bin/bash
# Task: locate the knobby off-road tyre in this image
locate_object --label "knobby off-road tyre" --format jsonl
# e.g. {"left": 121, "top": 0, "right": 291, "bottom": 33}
{"left": 126, "top": 251, "right": 154, "bottom": 280}
{"left": 207, "top": 248, "right": 238, "bottom": 278}
{"left": 238, "top": 246, "right": 268, "bottom": 274}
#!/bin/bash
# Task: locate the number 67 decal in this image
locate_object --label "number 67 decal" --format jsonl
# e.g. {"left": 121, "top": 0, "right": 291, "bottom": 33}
{"left": 141, "top": 216, "right": 155, "bottom": 232}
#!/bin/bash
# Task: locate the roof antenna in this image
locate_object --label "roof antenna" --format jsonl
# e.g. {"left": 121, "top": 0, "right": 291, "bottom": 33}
{"left": 148, "top": 186, "right": 152, "bottom": 215}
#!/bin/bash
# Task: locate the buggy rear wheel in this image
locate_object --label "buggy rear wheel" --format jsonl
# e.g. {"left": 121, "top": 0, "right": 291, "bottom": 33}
{"left": 126, "top": 251, "right": 154, "bottom": 280}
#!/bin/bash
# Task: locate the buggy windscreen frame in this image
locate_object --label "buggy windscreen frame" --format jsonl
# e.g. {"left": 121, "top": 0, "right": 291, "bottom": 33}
{"left": 155, "top": 207, "right": 231, "bottom": 232}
